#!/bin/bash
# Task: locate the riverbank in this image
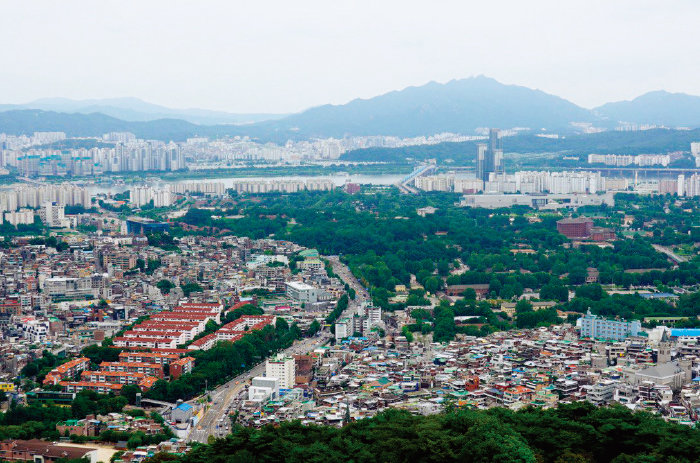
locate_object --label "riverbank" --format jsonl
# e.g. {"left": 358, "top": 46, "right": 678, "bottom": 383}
{"left": 159, "top": 162, "right": 413, "bottom": 181}
{"left": 30, "top": 162, "right": 414, "bottom": 185}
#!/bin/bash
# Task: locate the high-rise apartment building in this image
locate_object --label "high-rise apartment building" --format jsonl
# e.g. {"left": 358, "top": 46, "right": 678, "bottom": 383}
{"left": 265, "top": 355, "right": 296, "bottom": 389}
{"left": 677, "top": 174, "right": 700, "bottom": 197}
{"left": 476, "top": 128, "right": 503, "bottom": 182}
{"left": 4, "top": 209, "right": 34, "bottom": 226}
{"left": 40, "top": 202, "right": 67, "bottom": 228}
{"left": 335, "top": 317, "right": 352, "bottom": 343}
{"left": 476, "top": 143, "right": 487, "bottom": 182}
{"left": 130, "top": 186, "right": 173, "bottom": 208}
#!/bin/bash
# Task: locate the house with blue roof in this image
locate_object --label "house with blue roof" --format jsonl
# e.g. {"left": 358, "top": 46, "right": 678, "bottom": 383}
{"left": 670, "top": 329, "right": 700, "bottom": 339}
{"left": 172, "top": 402, "right": 193, "bottom": 423}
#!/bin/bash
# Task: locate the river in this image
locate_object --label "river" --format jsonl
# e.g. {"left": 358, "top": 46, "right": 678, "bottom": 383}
{"left": 82, "top": 173, "right": 409, "bottom": 195}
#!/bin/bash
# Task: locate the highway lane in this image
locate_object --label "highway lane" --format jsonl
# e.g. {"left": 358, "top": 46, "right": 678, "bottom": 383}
{"left": 325, "top": 255, "right": 370, "bottom": 319}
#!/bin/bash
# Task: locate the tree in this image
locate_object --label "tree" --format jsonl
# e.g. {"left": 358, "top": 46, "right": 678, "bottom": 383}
{"left": 156, "top": 279, "right": 175, "bottom": 295}
{"left": 462, "top": 287, "right": 477, "bottom": 300}
{"left": 540, "top": 283, "right": 569, "bottom": 302}
{"left": 83, "top": 345, "right": 120, "bottom": 364}
{"left": 567, "top": 267, "right": 588, "bottom": 285}
{"left": 575, "top": 283, "right": 606, "bottom": 301}
{"left": 401, "top": 325, "right": 414, "bottom": 343}
{"left": 120, "top": 385, "right": 141, "bottom": 405}
{"left": 515, "top": 300, "right": 533, "bottom": 314}
{"left": 143, "top": 453, "right": 179, "bottom": 463}
{"left": 175, "top": 403, "right": 700, "bottom": 463}
{"left": 517, "top": 308, "right": 562, "bottom": 329}
{"left": 306, "top": 320, "right": 321, "bottom": 337}
{"left": 433, "top": 306, "right": 456, "bottom": 343}
{"left": 127, "top": 432, "right": 145, "bottom": 449}
{"left": 275, "top": 317, "right": 289, "bottom": 332}
{"left": 424, "top": 276, "right": 440, "bottom": 294}
{"left": 181, "top": 282, "right": 203, "bottom": 296}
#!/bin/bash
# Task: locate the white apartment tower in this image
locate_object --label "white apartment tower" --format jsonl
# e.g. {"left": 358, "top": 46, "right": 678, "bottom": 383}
{"left": 335, "top": 317, "right": 352, "bottom": 343}
{"left": 40, "top": 201, "right": 67, "bottom": 227}
{"left": 265, "top": 355, "right": 296, "bottom": 389}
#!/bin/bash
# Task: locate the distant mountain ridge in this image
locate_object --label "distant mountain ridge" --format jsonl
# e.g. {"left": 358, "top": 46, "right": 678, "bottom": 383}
{"left": 594, "top": 90, "right": 700, "bottom": 127}
{"left": 253, "top": 76, "right": 597, "bottom": 138}
{"left": 0, "top": 109, "right": 250, "bottom": 142}
{"left": 0, "top": 97, "right": 286, "bottom": 125}
{"left": 2, "top": 77, "right": 700, "bottom": 141}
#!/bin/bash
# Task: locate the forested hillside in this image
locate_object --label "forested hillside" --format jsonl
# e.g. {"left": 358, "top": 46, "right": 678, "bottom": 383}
{"left": 177, "top": 404, "right": 700, "bottom": 463}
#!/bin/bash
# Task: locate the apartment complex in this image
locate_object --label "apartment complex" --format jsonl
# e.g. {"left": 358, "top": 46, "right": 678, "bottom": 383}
{"left": 578, "top": 310, "right": 642, "bottom": 341}
{"left": 42, "top": 357, "right": 91, "bottom": 386}
{"left": 113, "top": 304, "right": 220, "bottom": 349}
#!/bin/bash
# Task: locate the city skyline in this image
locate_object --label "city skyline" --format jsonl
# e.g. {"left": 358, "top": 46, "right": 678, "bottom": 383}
{"left": 1, "top": 1, "right": 700, "bottom": 460}
{"left": 1, "top": 1, "right": 699, "bottom": 113}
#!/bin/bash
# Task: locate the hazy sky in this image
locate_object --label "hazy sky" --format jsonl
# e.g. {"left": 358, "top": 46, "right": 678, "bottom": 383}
{"left": 2, "top": 0, "right": 699, "bottom": 113}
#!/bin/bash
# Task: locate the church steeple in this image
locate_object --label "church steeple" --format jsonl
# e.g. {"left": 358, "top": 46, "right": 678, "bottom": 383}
{"left": 658, "top": 329, "right": 672, "bottom": 364}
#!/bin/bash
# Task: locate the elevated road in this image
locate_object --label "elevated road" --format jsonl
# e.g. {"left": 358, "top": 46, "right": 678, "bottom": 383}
{"left": 397, "top": 164, "right": 437, "bottom": 194}
{"left": 652, "top": 244, "right": 687, "bottom": 264}
{"left": 140, "top": 398, "right": 176, "bottom": 408}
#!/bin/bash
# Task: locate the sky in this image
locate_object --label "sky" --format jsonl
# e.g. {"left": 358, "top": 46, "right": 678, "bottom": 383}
{"left": 1, "top": 0, "right": 699, "bottom": 113}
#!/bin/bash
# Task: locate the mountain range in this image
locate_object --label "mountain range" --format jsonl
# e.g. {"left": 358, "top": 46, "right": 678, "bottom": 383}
{"left": 594, "top": 90, "right": 700, "bottom": 127}
{"left": 0, "top": 97, "right": 285, "bottom": 126}
{"left": 2, "top": 76, "right": 700, "bottom": 141}
{"left": 251, "top": 76, "right": 596, "bottom": 138}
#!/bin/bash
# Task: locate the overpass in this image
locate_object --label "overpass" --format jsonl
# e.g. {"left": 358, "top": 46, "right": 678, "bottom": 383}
{"left": 652, "top": 244, "right": 687, "bottom": 264}
{"left": 397, "top": 163, "right": 437, "bottom": 194}
{"left": 140, "top": 398, "right": 177, "bottom": 408}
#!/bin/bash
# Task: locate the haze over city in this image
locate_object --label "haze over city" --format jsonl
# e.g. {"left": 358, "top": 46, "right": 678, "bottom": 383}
{"left": 2, "top": 0, "right": 700, "bottom": 112}
{"left": 1, "top": 2, "right": 700, "bottom": 463}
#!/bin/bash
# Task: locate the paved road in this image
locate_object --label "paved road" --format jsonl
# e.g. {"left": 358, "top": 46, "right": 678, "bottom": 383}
{"left": 187, "top": 257, "right": 365, "bottom": 442}
{"left": 653, "top": 244, "right": 687, "bottom": 264}
{"left": 325, "top": 255, "right": 370, "bottom": 318}
{"left": 187, "top": 335, "right": 328, "bottom": 442}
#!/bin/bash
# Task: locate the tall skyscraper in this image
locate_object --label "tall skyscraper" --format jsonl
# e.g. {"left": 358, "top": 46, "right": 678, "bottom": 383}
{"left": 476, "top": 128, "right": 504, "bottom": 182}
{"left": 476, "top": 143, "right": 487, "bottom": 182}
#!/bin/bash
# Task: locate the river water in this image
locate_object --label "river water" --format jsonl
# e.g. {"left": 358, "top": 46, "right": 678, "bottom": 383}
{"left": 83, "top": 173, "right": 409, "bottom": 195}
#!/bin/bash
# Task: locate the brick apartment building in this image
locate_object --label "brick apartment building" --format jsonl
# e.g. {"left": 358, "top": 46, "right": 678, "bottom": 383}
{"left": 42, "top": 357, "right": 90, "bottom": 386}
{"left": 169, "top": 357, "right": 195, "bottom": 379}
{"left": 556, "top": 217, "right": 594, "bottom": 239}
